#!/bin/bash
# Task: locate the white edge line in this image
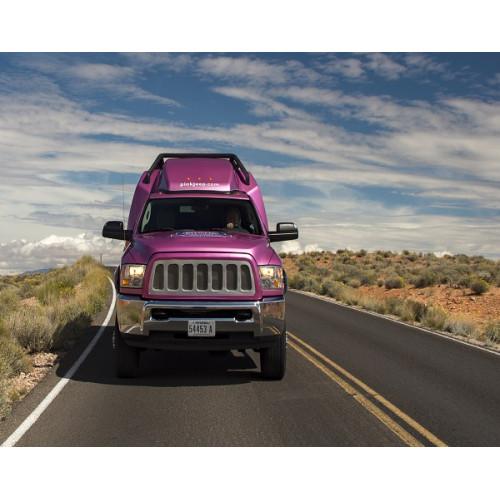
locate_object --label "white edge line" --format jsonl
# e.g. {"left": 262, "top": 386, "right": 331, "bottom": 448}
{"left": 292, "top": 289, "right": 500, "bottom": 358}
{"left": 1, "top": 276, "right": 116, "bottom": 447}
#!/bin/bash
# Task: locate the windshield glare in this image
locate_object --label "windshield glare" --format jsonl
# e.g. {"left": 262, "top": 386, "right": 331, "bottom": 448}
{"left": 139, "top": 198, "right": 263, "bottom": 235}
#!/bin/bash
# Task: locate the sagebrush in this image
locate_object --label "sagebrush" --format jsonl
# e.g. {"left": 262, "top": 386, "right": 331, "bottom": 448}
{"left": 282, "top": 250, "right": 500, "bottom": 345}
{"left": 0, "top": 256, "right": 111, "bottom": 420}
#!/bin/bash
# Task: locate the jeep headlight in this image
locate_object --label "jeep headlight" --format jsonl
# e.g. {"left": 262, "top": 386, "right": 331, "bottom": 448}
{"left": 121, "top": 264, "right": 146, "bottom": 288}
{"left": 259, "top": 266, "right": 284, "bottom": 290}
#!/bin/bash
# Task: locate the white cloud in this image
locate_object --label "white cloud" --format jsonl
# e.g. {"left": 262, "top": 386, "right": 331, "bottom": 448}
{"left": 366, "top": 53, "right": 406, "bottom": 80}
{"left": 69, "top": 63, "right": 135, "bottom": 82}
{"left": 403, "top": 53, "right": 450, "bottom": 77}
{"left": 17, "top": 56, "right": 181, "bottom": 107}
{"left": 0, "top": 232, "right": 123, "bottom": 275}
{"left": 434, "top": 251, "right": 453, "bottom": 258}
{"left": 199, "top": 56, "right": 288, "bottom": 84}
{"left": 326, "top": 57, "right": 365, "bottom": 79}
{"left": 277, "top": 241, "right": 324, "bottom": 255}
{"left": 197, "top": 55, "right": 321, "bottom": 86}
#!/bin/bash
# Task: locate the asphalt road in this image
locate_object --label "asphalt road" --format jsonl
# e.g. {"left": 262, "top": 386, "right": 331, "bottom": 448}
{"left": 1, "top": 288, "right": 499, "bottom": 447}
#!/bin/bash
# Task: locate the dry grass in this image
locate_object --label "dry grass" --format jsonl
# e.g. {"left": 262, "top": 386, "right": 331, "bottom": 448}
{"left": 0, "top": 256, "right": 111, "bottom": 420}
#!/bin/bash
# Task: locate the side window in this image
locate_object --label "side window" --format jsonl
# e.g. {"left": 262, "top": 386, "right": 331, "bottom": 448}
{"left": 141, "top": 203, "right": 152, "bottom": 232}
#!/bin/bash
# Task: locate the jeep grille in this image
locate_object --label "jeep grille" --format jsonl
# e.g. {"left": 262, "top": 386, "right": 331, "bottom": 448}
{"left": 150, "top": 260, "right": 255, "bottom": 296}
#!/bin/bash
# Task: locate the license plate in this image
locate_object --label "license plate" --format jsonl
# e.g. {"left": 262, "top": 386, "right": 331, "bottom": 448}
{"left": 188, "top": 320, "right": 216, "bottom": 337}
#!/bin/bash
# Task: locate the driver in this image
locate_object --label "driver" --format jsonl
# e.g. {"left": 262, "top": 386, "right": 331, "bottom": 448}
{"left": 225, "top": 208, "right": 248, "bottom": 233}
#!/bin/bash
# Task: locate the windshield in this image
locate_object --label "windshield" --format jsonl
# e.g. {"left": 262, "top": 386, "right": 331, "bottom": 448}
{"left": 139, "top": 198, "right": 263, "bottom": 235}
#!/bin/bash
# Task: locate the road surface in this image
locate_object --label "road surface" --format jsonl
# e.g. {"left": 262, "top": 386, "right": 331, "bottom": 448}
{"left": 1, "top": 287, "right": 499, "bottom": 446}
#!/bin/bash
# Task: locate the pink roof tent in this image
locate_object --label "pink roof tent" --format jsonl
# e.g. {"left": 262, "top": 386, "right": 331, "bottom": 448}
{"left": 159, "top": 157, "right": 243, "bottom": 192}
{"left": 127, "top": 153, "right": 269, "bottom": 233}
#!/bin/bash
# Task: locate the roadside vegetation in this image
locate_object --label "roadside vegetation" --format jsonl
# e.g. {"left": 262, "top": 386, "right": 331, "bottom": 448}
{"left": 0, "top": 256, "right": 111, "bottom": 420}
{"left": 282, "top": 249, "right": 500, "bottom": 347}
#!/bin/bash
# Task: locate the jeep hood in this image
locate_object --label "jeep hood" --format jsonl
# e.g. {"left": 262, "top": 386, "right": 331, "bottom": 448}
{"left": 125, "top": 231, "right": 279, "bottom": 265}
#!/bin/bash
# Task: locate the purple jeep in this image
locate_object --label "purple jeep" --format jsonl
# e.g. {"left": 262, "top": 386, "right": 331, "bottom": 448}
{"left": 103, "top": 153, "right": 298, "bottom": 379}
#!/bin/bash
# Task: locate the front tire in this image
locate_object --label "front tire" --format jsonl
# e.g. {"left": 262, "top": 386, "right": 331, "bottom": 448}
{"left": 113, "top": 318, "right": 140, "bottom": 378}
{"left": 260, "top": 327, "right": 286, "bottom": 380}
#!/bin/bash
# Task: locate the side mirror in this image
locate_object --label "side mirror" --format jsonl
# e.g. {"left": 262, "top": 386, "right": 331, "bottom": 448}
{"left": 268, "top": 222, "right": 298, "bottom": 242}
{"left": 102, "top": 221, "right": 133, "bottom": 241}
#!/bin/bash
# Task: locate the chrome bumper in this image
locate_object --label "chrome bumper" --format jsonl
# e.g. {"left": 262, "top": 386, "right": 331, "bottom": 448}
{"left": 116, "top": 294, "right": 285, "bottom": 339}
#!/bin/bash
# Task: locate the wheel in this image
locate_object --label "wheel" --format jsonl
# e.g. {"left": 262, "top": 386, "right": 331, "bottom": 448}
{"left": 260, "top": 327, "right": 286, "bottom": 380}
{"left": 113, "top": 318, "right": 140, "bottom": 378}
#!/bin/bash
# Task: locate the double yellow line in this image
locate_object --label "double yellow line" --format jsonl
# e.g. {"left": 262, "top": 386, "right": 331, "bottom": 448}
{"left": 287, "top": 331, "right": 447, "bottom": 447}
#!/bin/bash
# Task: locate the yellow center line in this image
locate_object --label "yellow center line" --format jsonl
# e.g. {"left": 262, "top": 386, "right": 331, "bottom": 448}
{"left": 287, "top": 331, "right": 448, "bottom": 447}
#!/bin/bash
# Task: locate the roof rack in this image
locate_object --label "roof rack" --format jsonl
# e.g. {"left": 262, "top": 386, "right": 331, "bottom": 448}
{"left": 143, "top": 153, "right": 250, "bottom": 186}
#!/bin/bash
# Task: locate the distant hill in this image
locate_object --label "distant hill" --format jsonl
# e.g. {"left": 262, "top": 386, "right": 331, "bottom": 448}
{"left": 21, "top": 268, "right": 52, "bottom": 275}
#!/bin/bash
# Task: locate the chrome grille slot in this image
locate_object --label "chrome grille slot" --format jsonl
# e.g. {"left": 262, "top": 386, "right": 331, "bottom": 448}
{"left": 153, "top": 264, "right": 164, "bottom": 290}
{"left": 197, "top": 264, "right": 208, "bottom": 290}
{"left": 182, "top": 263, "right": 194, "bottom": 290}
{"left": 226, "top": 264, "right": 237, "bottom": 290}
{"left": 150, "top": 260, "right": 256, "bottom": 296}
{"left": 212, "top": 264, "right": 223, "bottom": 290}
{"left": 168, "top": 264, "right": 179, "bottom": 290}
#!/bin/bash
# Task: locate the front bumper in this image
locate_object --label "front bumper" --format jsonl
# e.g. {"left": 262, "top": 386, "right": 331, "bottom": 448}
{"left": 116, "top": 294, "right": 286, "bottom": 351}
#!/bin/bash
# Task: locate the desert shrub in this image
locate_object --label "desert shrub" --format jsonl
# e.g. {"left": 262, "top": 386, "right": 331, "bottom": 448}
{"left": 399, "top": 300, "right": 427, "bottom": 323}
{"left": 79, "top": 267, "right": 109, "bottom": 315}
{"left": 336, "top": 265, "right": 376, "bottom": 286}
{"left": 385, "top": 275, "right": 405, "bottom": 290}
{"left": 444, "top": 316, "right": 478, "bottom": 338}
{"left": 346, "top": 278, "right": 362, "bottom": 289}
{"left": 18, "top": 277, "right": 41, "bottom": 299}
{"left": 440, "top": 267, "right": 466, "bottom": 287}
{"left": 405, "top": 252, "right": 419, "bottom": 262}
{"left": 476, "top": 271, "right": 492, "bottom": 283}
{"left": 0, "top": 337, "right": 33, "bottom": 421}
{"left": 376, "top": 250, "right": 394, "bottom": 258}
{"left": 358, "top": 270, "right": 378, "bottom": 286}
{"left": 289, "top": 275, "right": 321, "bottom": 294}
{"left": 4, "top": 306, "right": 55, "bottom": 353}
{"left": 0, "top": 337, "right": 32, "bottom": 379}
{"left": 422, "top": 306, "right": 448, "bottom": 330}
{"left": 359, "top": 296, "right": 389, "bottom": 315}
{"left": 36, "top": 280, "right": 75, "bottom": 306}
{"left": 0, "top": 286, "right": 21, "bottom": 317}
{"left": 321, "top": 280, "right": 345, "bottom": 298}
{"left": 288, "top": 274, "right": 299, "bottom": 288}
{"left": 336, "top": 285, "right": 361, "bottom": 306}
{"left": 413, "top": 270, "right": 439, "bottom": 288}
{"left": 0, "top": 335, "right": 33, "bottom": 420}
{"left": 483, "top": 322, "right": 500, "bottom": 343}
{"left": 384, "top": 298, "right": 406, "bottom": 317}
{"left": 470, "top": 278, "right": 490, "bottom": 295}
{"left": 1, "top": 256, "right": 110, "bottom": 354}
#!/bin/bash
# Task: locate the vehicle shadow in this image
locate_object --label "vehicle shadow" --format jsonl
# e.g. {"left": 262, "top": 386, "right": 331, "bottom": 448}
{"left": 56, "top": 324, "right": 262, "bottom": 388}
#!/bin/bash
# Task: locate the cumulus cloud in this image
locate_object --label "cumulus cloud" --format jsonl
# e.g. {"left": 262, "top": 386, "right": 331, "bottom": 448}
{"left": 0, "top": 232, "right": 123, "bottom": 275}
{"left": 277, "top": 241, "right": 324, "bottom": 255}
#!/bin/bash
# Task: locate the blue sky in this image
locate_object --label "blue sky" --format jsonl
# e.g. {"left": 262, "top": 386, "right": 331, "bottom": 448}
{"left": 1, "top": 50, "right": 500, "bottom": 274}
